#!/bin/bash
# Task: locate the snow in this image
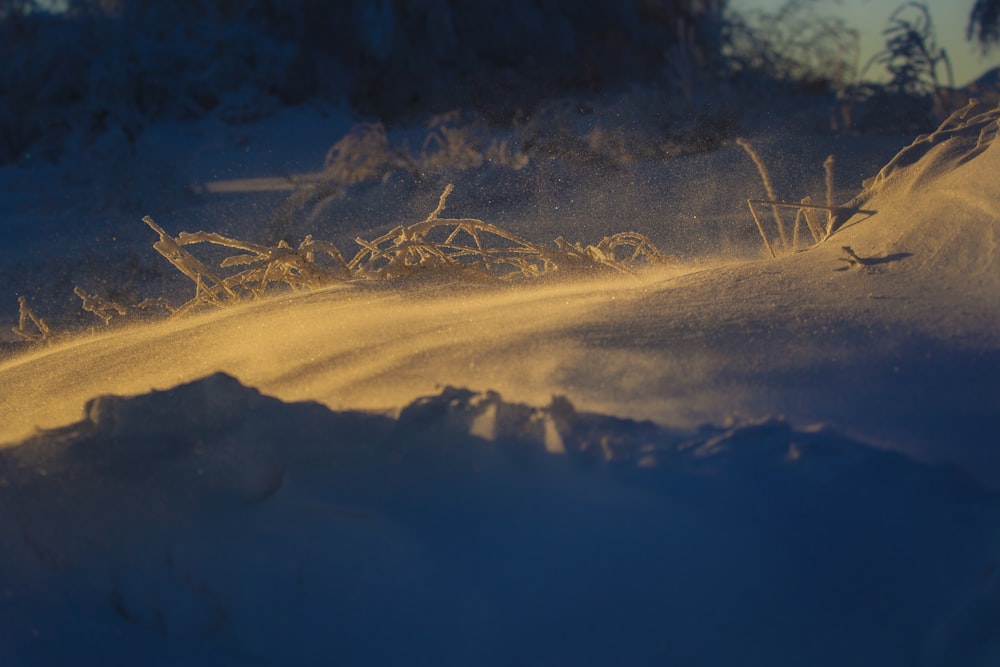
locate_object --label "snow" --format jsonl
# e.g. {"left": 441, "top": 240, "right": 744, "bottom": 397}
{"left": 0, "top": 95, "right": 999, "bottom": 665}
{"left": 2, "top": 373, "right": 999, "bottom": 666}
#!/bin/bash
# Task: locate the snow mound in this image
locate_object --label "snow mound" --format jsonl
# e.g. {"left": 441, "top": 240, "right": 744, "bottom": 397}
{"left": 829, "top": 101, "right": 1000, "bottom": 294}
{"left": 2, "top": 374, "right": 999, "bottom": 666}
{"left": 860, "top": 101, "right": 1000, "bottom": 196}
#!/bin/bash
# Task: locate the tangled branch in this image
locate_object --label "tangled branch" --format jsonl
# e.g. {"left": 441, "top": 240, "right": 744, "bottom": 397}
{"left": 11, "top": 297, "right": 51, "bottom": 343}
{"left": 144, "top": 184, "right": 667, "bottom": 315}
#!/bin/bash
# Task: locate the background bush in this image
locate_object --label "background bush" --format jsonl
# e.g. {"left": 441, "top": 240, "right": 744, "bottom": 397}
{"left": 0, "top": 0, "right": 731, "bottom": 164}
{"left": 2, "top": 0, "right": 995, "bottom": 165}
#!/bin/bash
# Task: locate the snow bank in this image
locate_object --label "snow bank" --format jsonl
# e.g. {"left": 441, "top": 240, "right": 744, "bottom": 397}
{"left": 827, "top": 100, "right": 1000, "bottom": 300}
{"left": 1, "top": 373, "right": 998, "bottom": 666}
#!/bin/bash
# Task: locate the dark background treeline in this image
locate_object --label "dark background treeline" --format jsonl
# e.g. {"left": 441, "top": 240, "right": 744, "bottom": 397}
{"left": 1, "top": 0, "right": 997, "bottom": 163}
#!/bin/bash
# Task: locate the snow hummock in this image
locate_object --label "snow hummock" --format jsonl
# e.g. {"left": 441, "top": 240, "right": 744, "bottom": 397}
{"left": 0, "top": 102, "right": 999, "bottom": 665}
{"left": 1, "top": 372, "right": 998, "bottom": 666}
{"left": 827, "top": 99, "right": 1000, "bottom": 303}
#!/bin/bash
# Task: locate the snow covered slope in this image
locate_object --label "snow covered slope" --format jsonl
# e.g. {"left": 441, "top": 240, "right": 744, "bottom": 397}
{"left": 0, "top": 101, "right": 999, "bottom": 667}
{"left": 1, "top": 103, "right": 998, "bottom": 483}
{"left": 822, "top": 99, "right": 1000, "bottom": 310}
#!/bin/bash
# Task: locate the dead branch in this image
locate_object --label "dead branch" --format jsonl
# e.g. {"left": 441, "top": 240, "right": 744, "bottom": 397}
{"left": 11, "top": 296, "right": 51, "bottom": 343}
{"left": 74, "top": 287, "right": 127, "bottom": 325}
{"left": 738, "top": 138, "right": 787, "bottom": 248}
{"left": 747, "top": 199, "right": 853, "bottom": 255}
{"left": 143, "top": 184, "right": 668, "bottom": 314}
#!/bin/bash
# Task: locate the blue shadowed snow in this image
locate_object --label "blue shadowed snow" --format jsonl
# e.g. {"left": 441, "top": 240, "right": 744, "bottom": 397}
{"left": 0, "top": 374, "right": 997, "bottom": 666}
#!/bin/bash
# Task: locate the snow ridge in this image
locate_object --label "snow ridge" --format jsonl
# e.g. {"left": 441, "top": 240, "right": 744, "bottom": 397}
{"left": 860, "top": 101, "right": 1000, "bottom": 195}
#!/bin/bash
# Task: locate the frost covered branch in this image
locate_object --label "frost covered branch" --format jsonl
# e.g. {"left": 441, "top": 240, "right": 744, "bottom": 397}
{"left": 346, "top": 184, "right": 664, "bottom": 281}
{"left": 74, "top": 287, "right": 126, "bottom": 326}
{"left": 144, "top": 185, "right": 667, "bottom": 314}
{"left": 740, "top": 141, "right": 850, "bottom": 256}
{"left": 11, "top": 296, "right": 50, "bottom": 343}
{"left": 737, "top": 137, "right": 786, "bottom": 249}
{"left": 747, "top": 199, "right": 849, "bottom": 256}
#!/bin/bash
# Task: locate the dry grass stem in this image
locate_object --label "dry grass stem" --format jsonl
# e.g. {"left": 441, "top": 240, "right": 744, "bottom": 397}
{"left": 746, "top": 199, "right": 849, "bottom": 254}
{"left": 741, "top": 147, "right": 846, "bottom": 255}
{"left": 737, "top": 138, "right": 786, "bottom": 247}
{"left": 799, "top": 196, "right": 825, "bottom": 243}
{"left": 74, "top": 287, "right": 126, "bottom": 325}
{"left": 792, "top": 208, "right": 803, "bottom": 250}
{"left": 824, "top": 154, "right": 836, "bottom": 232}
{"left": 746, "top": 201, "right": 777, "bottom": 258}
{"left": 11, "top": 296, "right": 51, "bottom": 343}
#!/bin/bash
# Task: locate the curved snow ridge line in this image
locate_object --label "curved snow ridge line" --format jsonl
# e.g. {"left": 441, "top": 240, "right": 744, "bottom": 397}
{"left": 856, "top": 100, "right": 1000, "bottom": 200}
{"left": 826, "top": 100, "right": 1000, "bottom": 298}
{"left": 4, "top": 371, "right": 983, "bottom": 488}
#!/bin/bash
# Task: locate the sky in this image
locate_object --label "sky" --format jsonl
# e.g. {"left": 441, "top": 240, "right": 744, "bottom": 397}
{"left": 730, "top": 0, "right": 1000, "bottom": 86}
{"left": 27, "top": 1, "right": 998, "bottom": 87}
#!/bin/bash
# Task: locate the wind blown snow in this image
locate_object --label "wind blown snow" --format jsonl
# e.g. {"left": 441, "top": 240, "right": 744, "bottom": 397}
{"left": 0, "top": 102, "right": 999, "bottom": 666}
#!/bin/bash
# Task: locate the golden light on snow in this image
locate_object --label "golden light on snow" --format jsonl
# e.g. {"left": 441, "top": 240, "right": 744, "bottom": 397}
{"left": 0, "top": 273, "right": 669, "bottom": 446}
{"left": 1, "top": 102, "right": 998, "bottom": 485}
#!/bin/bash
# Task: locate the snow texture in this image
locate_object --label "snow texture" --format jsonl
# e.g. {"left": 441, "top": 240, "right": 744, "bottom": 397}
{"left": 1, "top": 372, "right": 998, "bottom": 667}
{"left": 0, "top": 61, "right": 999, "bottom": 667}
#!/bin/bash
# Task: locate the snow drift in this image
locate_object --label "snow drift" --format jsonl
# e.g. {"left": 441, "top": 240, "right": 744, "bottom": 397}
{"left": 2, "top": 103, "right": 999, "bottom": 481}
{"left": 0, "top": 102, "right": 999, "bottom": 666}
{"left": 825, "top": 99, "right": 1000, "bottom": 303}
{"left": 2, "top": 373, "right": 998, "bottom": 667}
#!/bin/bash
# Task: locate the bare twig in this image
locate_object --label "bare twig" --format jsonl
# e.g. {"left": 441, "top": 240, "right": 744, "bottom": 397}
{"left": 11, "top": 296, "right": 51, "bottom": 343}
{"left": 746, "top": 200, "right": 778, "bottom": 258}
{"left": 747, "top": 199, "right": 851, "bottom": 255}
{"left": 799, "top": 196, "right": 825, "bottom": 244}
{"left": 824, "top": 154, "right": 836, "bottom": 234}
{"left": 738, "top": 138, "right": 787, "bottom": 248}
{"left": 838, "top": 245, "right": 879, "bottom": 270}
{"left": 74, "top": 287, "right": 126, "bottom": 325}
{"left": 143, "top": 216, "right": 236, "bottom": 308}
{"left": 142, "top": 185, "right": 667, "bottom": 315}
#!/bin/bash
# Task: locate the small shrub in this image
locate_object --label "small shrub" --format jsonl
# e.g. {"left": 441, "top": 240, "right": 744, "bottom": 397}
{"left": 850, "top": 2, "right": 954, "bottom": 133}
{"left": 862, "top": 2, "right": 953, "bottom": 97}
{"left": 968, "top": 0, "right": 1000, "bottom": 54}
